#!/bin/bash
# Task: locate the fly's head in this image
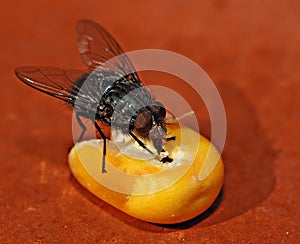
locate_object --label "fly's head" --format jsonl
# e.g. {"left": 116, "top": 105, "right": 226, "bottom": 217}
{"left": 133, "top": 102, "right": 167, "bottom": 154}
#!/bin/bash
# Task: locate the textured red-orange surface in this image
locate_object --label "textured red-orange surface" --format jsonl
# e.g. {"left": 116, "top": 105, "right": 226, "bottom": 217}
{"left": 1, "top": 0, "right": 299, "bottom": 243}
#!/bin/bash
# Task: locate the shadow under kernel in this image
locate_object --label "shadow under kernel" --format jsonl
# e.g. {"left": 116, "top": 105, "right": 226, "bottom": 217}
{"left": 194, "top": 82, "right": 276, "bottom": 227}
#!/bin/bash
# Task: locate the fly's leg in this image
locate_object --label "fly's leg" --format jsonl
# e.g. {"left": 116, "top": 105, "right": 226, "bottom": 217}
{"left": 129, "top": 131, "right": 154, "bottom": 155}
{"left": 94, "top": 122, "right": 107, "bottom": 173}
{"left": 165, "top": 136, "right": 176, "bottom": 141}
{"left": 76, "top": 113, "right": 87, "bottom": 141}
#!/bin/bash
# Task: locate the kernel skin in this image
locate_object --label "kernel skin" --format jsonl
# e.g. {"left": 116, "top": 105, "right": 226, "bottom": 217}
{"left": 68, "top": 126, "right": 224, "bottom": 224}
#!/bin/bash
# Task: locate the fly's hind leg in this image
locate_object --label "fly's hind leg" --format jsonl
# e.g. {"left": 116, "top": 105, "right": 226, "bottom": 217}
{"left": 76, "top": 113, "right": 87, "bottom": 141}
{"left": 94, "top": 122, "right": 107, "bottom": 173}
{"left": 68, "top": 113, "right": 87, "bottom": 153}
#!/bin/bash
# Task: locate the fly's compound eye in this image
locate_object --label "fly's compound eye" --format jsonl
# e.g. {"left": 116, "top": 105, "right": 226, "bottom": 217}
{"left": 149, "top": 102, "right": 166, "bottom": 118}
{"left": 134, "top": 110, "right": 153, "bottom": 136}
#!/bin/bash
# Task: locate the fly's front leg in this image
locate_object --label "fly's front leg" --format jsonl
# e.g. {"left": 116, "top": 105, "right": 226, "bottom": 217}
{"left": 165, "top": 136, "right": 176, "bottom": 141}
{"left": 94, "top": 122, "right": 107, "bottom": 173}
{"left": 129, "top": 131, "right": 154, "bottom": 155}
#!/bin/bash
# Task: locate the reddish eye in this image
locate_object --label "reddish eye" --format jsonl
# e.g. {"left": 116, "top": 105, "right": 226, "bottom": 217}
{"left": 134, "top": 110, "right": 153, "bottom": 136}
{"left": 149, "top": 102, "right": 166, "bottom": 118}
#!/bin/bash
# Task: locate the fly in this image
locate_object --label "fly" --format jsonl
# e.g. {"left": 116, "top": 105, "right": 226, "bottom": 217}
{"left": 15, "top": 19, "right": 175, "bottom": 173}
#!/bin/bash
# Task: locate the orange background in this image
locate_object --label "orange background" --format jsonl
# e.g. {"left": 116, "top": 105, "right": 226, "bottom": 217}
{"left": 1, "top": 0, "right": 299, "bottom": 242}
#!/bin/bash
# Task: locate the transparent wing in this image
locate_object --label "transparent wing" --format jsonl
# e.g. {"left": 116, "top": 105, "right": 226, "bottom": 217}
{"left": 15, "top": 66, "right": 127, "bottom": 113}
{"left": 15, "top": 66, "right": 87, "bottom": 104}
{"left": 76, "top": 19, "right": 141, "bottom": 83}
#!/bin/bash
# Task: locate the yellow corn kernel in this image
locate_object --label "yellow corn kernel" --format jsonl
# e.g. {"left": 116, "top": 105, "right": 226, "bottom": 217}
{"left": 68, "top": 125, "right": 224, "bottom": 224}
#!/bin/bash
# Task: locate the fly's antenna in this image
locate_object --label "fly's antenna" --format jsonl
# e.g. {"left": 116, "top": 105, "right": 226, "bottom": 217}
{"left": 165, "top": 110, "right": 195, "bottom": 124}
{"left": 177, "top": 110, "right": 195, "bottom": 121}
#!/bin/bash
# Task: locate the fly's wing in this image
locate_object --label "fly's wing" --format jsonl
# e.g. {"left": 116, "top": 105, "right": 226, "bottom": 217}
{"left": 15, "top": 66, "right": 88, "bottom": 106}
{"left": 15, "top": 66, "right": 125, "bottom": 114}
{"left": 76, "top": 19, "right": 141, "bottom": 85}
